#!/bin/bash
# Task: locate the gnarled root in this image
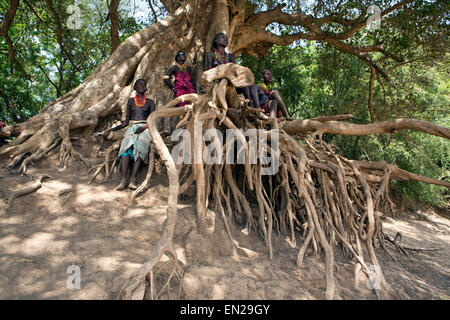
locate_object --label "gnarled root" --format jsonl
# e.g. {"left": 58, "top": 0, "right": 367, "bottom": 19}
{"left": 58, "top": 110, "right": 100, "bottom": 168}
{"left": 1, "top": 120, "right": 60, "bottom": 176}
{"left": 130, "top": 144, "right": 156, "bottom": 205}
{"left": 118, "top": 64, "right": 449, "bottom": 300}
{"left": 59, "top": 138, "right": 91, "bottom": 169}
{"left": 119, "top": 103, "right": 191, "bottom": 299}
{"left": 7, "top": 174, "right": 51, "bottom": 207}
{"left": 118, "top": 232, "right": 187, "bottom": 299}
{"left": 88, "top": 140, "right": 121, "bottom": 184}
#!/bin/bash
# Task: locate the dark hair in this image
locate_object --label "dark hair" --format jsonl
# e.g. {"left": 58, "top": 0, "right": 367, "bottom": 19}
{"left": 133, "top": 78, "right": 146, "bottom": 90}
{"left": 212, "top": 32, "right": 227, "bottom": 49}
{"left": 175, "top": 51, "right": 186, "bottom": 63}
{"left": 260, "top": 69, "right": 272, "bottom": 79}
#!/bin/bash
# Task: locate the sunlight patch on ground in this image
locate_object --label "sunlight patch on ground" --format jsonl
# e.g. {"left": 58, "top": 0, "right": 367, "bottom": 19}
{"left": 0, "top": 216, "right": 23, "bottom": 224}
{"left": 22, "top": 232, "right": 69, "bottom": 255}
{"left": 97, "top": 256, "right": 123, "bottom": 272}
{"left": 43, "top": 180, "right": 73, "bottom": 192}
{"left": 0, "top": 235, "right": 22, "bottom": 254}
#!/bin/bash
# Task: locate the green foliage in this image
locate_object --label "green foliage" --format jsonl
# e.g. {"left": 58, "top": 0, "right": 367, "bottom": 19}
{"left": 241, "top": 40, "right": 449, "bottom": 206}
{"left": 1, "top": 0, "right": 448, "bottom": 206}
{"left": 0, "top": 0, "right": 146, "bottom": 124}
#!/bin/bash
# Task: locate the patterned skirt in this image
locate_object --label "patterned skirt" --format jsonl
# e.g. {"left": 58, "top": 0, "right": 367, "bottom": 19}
{"left": 118, "top": 122, "right": 152, "bottom": 164}
{"left": 173, "top": 71, "right": 195, "bottom": 107}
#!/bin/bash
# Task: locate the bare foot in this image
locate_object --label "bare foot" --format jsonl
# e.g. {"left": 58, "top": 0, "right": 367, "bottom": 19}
{"left": 128, "top": 181, "right": 138, "bottom": 190}
{"left": 116, "top": 180, "right": 127, "bottom": 190}
{"left": 256, "top": 112, "right": 269, "bottom": 121}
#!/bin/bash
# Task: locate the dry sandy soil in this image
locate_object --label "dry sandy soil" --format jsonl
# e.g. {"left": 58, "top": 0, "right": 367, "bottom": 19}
{"left": 0, "top": 135, "right": 449, "bottom": 300}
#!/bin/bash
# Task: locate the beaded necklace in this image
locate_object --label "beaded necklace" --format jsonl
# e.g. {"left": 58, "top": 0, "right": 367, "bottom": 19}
{"left": 177, "top": 63, "right": 187, "bottom": 72}
{"left": 134, "top": 95, "right": 146, "bottom": 108}
{"left": 261, "top": 82, "right": 272, "bottom": 94}
{"left": 214, "top": 49, "right": 227, "bottom": 65}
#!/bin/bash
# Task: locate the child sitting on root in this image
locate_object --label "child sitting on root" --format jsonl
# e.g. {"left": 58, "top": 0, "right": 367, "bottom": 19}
{"left": 257, "top": 69, "right": 292, "bottom": 120}
{"left": 105, "top": 78, "right": 156, "bottom": 190}
{"left": 206, "top": 32, "right": 261, "bottom": 109}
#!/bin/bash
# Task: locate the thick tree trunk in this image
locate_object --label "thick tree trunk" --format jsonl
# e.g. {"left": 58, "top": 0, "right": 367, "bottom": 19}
{"left": 1, "top": 0, "right": 448, "bottom": 301}
{"left": 0, "top": 0, "right": 216, "bottom": 169}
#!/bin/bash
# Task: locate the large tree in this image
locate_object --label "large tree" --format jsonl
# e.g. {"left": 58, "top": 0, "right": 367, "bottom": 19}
{"left": 1, "top": 0, "right": 449, "bottom": 300}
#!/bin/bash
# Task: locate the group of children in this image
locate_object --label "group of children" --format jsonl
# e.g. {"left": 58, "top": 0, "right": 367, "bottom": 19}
{"left": 112, "top": 32, "right": 292, "bottom": 190}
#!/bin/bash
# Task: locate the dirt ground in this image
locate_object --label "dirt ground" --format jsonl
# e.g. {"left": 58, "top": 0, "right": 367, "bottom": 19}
{"left": 0, "top": 136, "right": 449, "bottom": 300}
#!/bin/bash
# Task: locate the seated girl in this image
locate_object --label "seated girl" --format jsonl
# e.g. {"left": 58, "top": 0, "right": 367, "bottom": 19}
{"left": 257, "top": 69, "right": 291, "bottom": 120}
{"left": 206, "top": 32, "right": 260, "bottom": 108}
{"left": 106, "top": 78, "right": 156, "bottom": 190}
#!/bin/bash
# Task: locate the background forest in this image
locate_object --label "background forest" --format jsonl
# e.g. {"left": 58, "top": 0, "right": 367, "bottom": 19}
{"left": 1, "top": 0, "right": 448, "bottom": 206}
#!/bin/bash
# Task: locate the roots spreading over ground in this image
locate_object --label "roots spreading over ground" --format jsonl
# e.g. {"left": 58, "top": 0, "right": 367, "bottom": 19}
{"left": 116, "top": 64, "right": 449, "bottom": 300}
{"left": 1, "top": 64, "right": 448, "bottom": 300}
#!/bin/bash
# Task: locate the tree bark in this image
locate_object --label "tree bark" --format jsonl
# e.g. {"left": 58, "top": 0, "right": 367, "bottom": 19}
{"left": 282, "top": 118, "right": 450, "bottom": 140}
{"left": 1, "top": 0, "right": 448, "bottom": 301}
{"left": 368, "top": 66, "right": 376, "bottom": 122}
{"left": 109, "top": 0, "right": 121, "bottom": 54}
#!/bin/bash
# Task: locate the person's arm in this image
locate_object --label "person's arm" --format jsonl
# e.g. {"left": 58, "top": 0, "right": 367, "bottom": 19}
{"left": 188, "top": 66, "right": 196, "bottom": 91}
{"left": 229, "top": 53, "right": 236, "bottom": 63}
{"left": 163, "top": 66, "right": 176, "bottom": 90}
{"left": 257, "top": 85, "right": 264, "bottom": 96}
{"left": 206, "top": 52, "right": 214, "bottom": 70}
{"left": 149, "top": 99, "right": 156, "bottom": 114}
{"left": 111, "top": 100, "right": 131, "bottom": 131}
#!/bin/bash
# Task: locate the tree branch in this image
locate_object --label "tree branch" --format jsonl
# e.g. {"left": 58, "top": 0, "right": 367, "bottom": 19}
{"left": 147, "top": 0, "right": 158, "bottom": 22}
{"left": 0, "top": 0, "right": 32, "bottom": 80}
{"left": 36, "top": 63, "right": 60, "bottom": 96}
{"left": 282, "top": 118, "right": 450, "bottom": 140}
{"left": 367, "top": 66, "right": 376, "bottom": 123}
{"left": 0, "top": 0, "right": 20, "bottom": 35}
{"left": 233, "top": 0, "right": 415, "bottom": 79}
{"left": 160, "top": 0, "right": 183, "bottom": 14}
{"left": 44, "top": 0, "right": 81, "bottom": 72}
{"left": 23, "top": 0, "right": 54, "bottom": 30}
{"left": 108, "top": 0, "right": 121, "bottom": 54}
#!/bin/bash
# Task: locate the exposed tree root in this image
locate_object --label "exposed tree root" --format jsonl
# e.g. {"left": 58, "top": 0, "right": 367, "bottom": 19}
{"left": 88, "top": 140, "right": 121, "bottom": 184}
{"left": 130, "top": 144, "right": 156, "bottom": 205}
{"left": 1, "top": 54, "right": 448, "bottom": 299}
{"left": 58, "top": 187, "right": 75, "bottom": 197}
{"left": 384, "top": 232, "right": 443, "bottom": 254}
{"left": 116, "top": 64, "right": 449, "bottom": 300}
{"left": 118, "top": 103, "right": 191, "bottom": 300}
{"left": 7, "top": 174, "right": 50, "bottom": 206}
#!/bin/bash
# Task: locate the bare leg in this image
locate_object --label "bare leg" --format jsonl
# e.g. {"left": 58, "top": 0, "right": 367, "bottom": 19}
{"left": 269, "top": 100, "right": 278, "bottom": 119}
{"left": 237, "top": 87, "right": 252, "bottom": 105}
{"left": 129, "top": 157, "right": 143, "bottom": 189}
{"left": 117, "top": 155, "right": 130, "bottom": 190}
{"left": 271, "top": 92, "right": 290, "bottom": 119}
{"left": 249, "top": 84, "right": 260, "bottom": 108}
{"left": 169, "top": 116, "right": 180, "bottom": 134}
